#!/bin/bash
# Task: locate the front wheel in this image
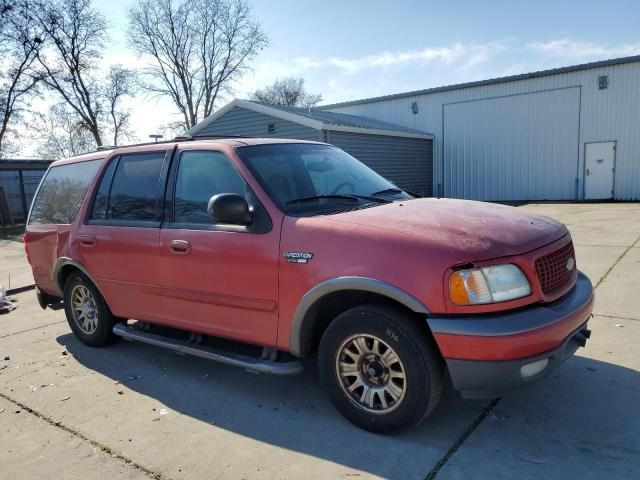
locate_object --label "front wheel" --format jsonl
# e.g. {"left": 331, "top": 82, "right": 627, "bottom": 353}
{"left": 319, "top": 304, "right": 444, "bottom": 433}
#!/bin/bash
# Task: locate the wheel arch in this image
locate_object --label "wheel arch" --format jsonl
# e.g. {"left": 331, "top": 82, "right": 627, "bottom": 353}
{"left": 53, "top": 257, "right": 104, "bottom": 298}
{"left": 289, "top": 277, "right": 430, "bottom": 357}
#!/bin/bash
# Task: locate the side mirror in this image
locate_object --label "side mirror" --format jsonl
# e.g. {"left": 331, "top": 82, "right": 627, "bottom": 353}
{"left": 207, "top": 193, "right": 252, "bottom": 225}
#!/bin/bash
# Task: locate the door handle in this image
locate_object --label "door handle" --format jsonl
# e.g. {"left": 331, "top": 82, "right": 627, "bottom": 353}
{"left": 586, "top": 168, "right": 590, "bottom": 176}
{"left": 79, "top": 235, "right": 96, "bottom": 247}
{"left": 169, "top": 240, "right": 191, "bottom": 255}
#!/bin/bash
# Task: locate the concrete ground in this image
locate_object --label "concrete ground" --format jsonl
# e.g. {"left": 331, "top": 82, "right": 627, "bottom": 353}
{"left": 0, "top": 202, "right": 639, "bottom": 479}
{"left": 0, "top": 237, "right": 33, "bottom": 291}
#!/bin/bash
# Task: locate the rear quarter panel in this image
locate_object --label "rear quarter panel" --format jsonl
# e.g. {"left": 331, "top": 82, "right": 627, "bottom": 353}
{"left": 25, "top": 224, "right": 71, "bottom": 295}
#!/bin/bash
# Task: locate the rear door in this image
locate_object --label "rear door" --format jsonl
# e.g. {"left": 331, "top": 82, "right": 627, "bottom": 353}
{"left": 75, "top": 149, "right": 170, "bottom": 323}
{"left": 158, "top": 148, "right": 280, "bottom": 347}
{"left": 26, "top": 159, "right": 103, "bottom": 295}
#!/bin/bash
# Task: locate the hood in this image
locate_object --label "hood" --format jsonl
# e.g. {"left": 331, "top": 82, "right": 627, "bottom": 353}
{"left": 322, "top": 198, "right": 568, "bottom": 261}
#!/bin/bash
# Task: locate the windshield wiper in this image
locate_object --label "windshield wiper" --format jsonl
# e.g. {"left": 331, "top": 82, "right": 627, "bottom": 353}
{"left": 286, "top": 194, "right": 360, "bottom": 206}
{"left": 286, "top": 194, "right": 391, "bottom": 206}
{"left": 370, "top": 187, "right": 405, "bottom": 197}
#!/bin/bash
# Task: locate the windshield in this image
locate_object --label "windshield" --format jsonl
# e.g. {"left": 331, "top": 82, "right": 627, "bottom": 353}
{"left": 237, "top": 143, "right": 411, "bottom": 215}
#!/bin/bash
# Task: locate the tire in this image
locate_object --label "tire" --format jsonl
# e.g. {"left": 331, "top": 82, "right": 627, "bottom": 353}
{"left": 63, "top": 271, "right": 118, "bottom": 347}
{"left": 318, "top": 303, "right": 444, "bottom": 433}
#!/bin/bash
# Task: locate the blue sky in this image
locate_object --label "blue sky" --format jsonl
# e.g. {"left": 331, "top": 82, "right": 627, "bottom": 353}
{"left": 91, "top": 0, "right": 640, "bottom": 138}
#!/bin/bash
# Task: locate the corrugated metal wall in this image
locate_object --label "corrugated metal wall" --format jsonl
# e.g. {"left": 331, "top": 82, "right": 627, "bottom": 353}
{"left": 443, "top": 88, "right": 580, "bottom": 200}
{"left": 325, "top": 61, "right": 640, "bottom": 200}
{"left": 193, "top": 106, "right": 320, "bottom": 141}
{"left": 327, "top": 131, "right": 433, "bottom": 196}
{"left": 196, "top": 105, "right": 435, "bottom": 197}
{"left": 0, "top": 169, "right": 47, "bottom": 221}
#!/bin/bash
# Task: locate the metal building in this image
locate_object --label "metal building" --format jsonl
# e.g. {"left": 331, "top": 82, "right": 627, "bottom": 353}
{"left": 188, "top": 99, "right": 435, "bottom": 195}
{"left": 0, "top": 159, "right": 52, "bottom": 223}
{"left": 322, "top": 56, "right": 640, "bottom": 201}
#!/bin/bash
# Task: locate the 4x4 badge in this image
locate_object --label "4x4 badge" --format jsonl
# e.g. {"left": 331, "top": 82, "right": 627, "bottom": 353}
{"left": 282, "top": 252, "right": 314, "bottom": 264}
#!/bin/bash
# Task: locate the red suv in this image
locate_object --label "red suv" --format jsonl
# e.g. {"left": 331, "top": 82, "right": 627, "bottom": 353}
{"left": 25, "top": 138, "right": 593, "bottom": 433}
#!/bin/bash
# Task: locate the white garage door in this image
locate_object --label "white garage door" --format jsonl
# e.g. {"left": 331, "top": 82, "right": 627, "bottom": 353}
{"left": 443, "top": 87, "right": 581, "bottom": 201}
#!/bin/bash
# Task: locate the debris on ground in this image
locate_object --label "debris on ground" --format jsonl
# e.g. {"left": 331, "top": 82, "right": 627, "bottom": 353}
{"left": 60, "top": 395, "right": 71, "bottom": 401}
{"left": 3, "top": 356, "right": 9, "bottom": 361}
{"left": 615, "top": 324, "right": 624, "bottom": 328}
{"left": 0, "top": 287, "right": 17, "bottom": 314}
{"left": 159, "top": 408, "right": 169, "bottom": 415}
{"left": 0, "top": 408, "right": 5, "bottom": 414}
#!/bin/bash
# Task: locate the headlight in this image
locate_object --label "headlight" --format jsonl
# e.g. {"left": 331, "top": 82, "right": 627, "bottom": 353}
{"left": 449, "top": 264, "right": 531, "bottom": 305}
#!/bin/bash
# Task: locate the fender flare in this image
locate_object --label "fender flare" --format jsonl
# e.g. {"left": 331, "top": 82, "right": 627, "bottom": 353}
{"left": 52, "top": 257, "right": 104, "bottom": 298}
{"left": 288, "top": 276, "right": 430, "bottom": 357}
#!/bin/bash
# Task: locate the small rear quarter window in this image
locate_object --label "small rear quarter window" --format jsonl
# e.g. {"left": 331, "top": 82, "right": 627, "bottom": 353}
{"left": 28, "top": 159, "right": 103, "bottom": 225}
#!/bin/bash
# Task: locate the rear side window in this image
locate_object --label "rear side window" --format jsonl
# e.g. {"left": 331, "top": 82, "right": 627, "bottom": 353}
{"left": 28, "top": 159, "right": 102, "bottom": 225}
{"left": 90, "top": 152, "right": 166, "bottom": 222}
{"left": 174, "top": 151, "right": 246, "bottom": 224}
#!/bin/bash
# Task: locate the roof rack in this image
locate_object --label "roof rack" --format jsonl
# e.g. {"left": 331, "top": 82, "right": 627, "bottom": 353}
{"left": 93, "top": 134, "right": 263, "bottom": 153}
{"left": 94, "top": 135, "right": 195, "bottom": 152}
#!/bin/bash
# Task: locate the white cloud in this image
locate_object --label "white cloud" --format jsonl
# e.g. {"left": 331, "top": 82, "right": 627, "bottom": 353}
{"left": 529, "top": 39, "right": 640, "bottom": 61}
{"left": 230, "top": 41, "right": 508, "bottom": 103}
{"left": 291, "top": 43, "right": 506, "bottom": 75}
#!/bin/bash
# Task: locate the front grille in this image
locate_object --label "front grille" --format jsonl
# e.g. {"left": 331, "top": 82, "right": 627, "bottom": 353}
{"left": 535, "top": 241, "right": 576, "bottom": 295}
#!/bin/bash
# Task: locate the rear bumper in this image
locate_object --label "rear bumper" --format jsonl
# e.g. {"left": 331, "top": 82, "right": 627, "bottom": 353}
{"left": 427, "top": 271, "right": 594, "bottom": 398}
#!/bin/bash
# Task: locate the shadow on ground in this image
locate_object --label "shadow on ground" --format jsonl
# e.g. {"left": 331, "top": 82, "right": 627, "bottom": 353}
{"left": 58, "top": 334, "right": 640, "bottom": 479}
{"left": 437, "top": 353, "right": 640, "bottom": 479}
{"left": 57, "top": 333, "right": 485, "bottom": 479}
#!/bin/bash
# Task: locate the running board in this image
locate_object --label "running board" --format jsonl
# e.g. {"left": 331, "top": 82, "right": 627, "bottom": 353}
{"left": 112, "top": 323, "right": 303, "bottom": 376}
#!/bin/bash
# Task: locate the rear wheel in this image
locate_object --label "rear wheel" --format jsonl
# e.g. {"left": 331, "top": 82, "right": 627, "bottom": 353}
{"left": 319, "top": 304, "right": 444, "bottom": 433}
{"left": 63, "top": 272, "right": 117, "bottom": 346}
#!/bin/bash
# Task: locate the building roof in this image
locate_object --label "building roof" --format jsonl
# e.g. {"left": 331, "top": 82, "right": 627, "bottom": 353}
{"left": 0, "top": 158, "right": 54, "bottom": 170}
{"left": 187, "top": 99, "right": 433, "bottom": 139}
{"left": 321, "top": 55, "right": 640, "bottom": 109}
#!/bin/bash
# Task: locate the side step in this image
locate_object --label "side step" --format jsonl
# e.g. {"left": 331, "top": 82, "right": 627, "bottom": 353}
{"left": 112, "top": 323, "right": 303, "bottom": 376}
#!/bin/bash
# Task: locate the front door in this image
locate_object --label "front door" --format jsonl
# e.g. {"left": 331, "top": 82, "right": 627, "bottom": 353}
{"left": 585, "top": 142, "right": 616, "bottom": 200}
{"left": 159, "top": 149, "right": 280, "bottom": 347}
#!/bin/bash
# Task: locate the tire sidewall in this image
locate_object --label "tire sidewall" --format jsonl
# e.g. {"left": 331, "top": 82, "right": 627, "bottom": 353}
{"left": 63, "top": 272, "right": 115, "bottom": 347}
{"left": 319, "top": 306, "right": 436, "bottom": 433}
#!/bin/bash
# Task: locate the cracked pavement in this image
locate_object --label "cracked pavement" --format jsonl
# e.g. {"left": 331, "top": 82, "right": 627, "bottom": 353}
{"left": 1, "top": 203, "right": 639, "bottom": 479}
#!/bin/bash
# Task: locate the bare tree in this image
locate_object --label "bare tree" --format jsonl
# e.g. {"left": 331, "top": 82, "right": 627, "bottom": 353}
{"left": 29, "top": 0, "right": 134, "bottom": 148}
{"left": 106, "top": 65, "right": 135, "bottom": 146}
{"left": 0, "top": 1, "right": 44, "bottom": 156}
{"left": 251, "top": 77, "right": 322, "bottom": 109}
{"left": 31, "top": 104, "right": 97, "bottom": 160}
{"left": 128, "top": 0, "right": 268, "bottom": 130}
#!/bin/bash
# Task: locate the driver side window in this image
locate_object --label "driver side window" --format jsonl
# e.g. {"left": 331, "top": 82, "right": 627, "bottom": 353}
{"left": 174, "top": 150, "right": 246, "bottom": 224}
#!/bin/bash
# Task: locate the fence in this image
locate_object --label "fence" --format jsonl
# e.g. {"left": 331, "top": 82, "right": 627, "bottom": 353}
{"left": 0, "top": 160, "right": 52, "bottom": 224}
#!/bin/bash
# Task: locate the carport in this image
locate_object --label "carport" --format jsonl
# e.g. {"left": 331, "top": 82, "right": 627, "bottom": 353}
{"left": 187, "top": 99, "right": 435, "bottom": 196}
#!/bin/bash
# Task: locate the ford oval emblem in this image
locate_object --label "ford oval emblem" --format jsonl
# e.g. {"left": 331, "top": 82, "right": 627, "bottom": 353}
{"left": 566, "top": 257, "right": 575, "bottom": 271}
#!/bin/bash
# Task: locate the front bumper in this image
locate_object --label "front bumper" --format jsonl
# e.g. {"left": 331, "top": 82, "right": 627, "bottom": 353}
{"left": 427, "top": 271, "right": 594, "bottom": 399}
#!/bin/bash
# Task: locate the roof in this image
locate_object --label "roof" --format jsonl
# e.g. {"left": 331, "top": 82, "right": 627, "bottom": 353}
{"left": 0, "top": 158, "right": 54, "bottom": 170}
{"left": 53, "top": 138, "right": 330, "bottom": 166}
{"left": 187, "top": 99, "right": 433, "bottom": 140}
{"left": 321, "top": 55, "right": 640, "bottom": 109}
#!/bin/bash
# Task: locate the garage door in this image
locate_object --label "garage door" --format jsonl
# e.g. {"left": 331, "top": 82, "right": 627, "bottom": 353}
{"left": 443, "top": 87, "right": 580, "bottom": 201}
